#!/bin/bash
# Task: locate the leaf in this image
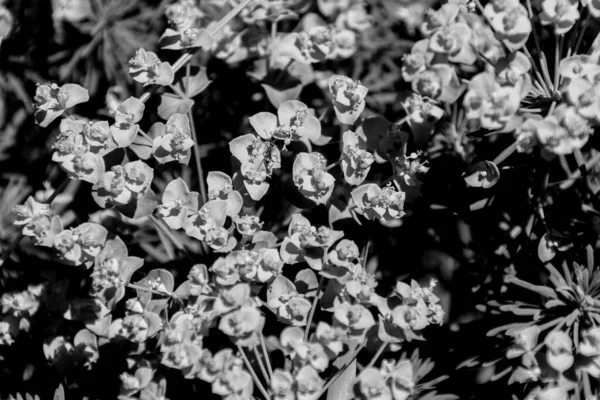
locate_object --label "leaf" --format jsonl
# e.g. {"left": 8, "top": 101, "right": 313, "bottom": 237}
{"left": 129, "top": 133, "right": 153, "bottom": 160}
{"left": 53, "top": 384, "right": 65, "bottom": 400}
{"left": 158, "top": 93, "right": 194, "bottom": 120}
{"left": 295, "top": 269, "right": 318, "bottom": 296}
{"left": 327, "top": 349, "right": 357, "bottom": 400}
{"left": 180, "top": 66, "right": 212, "bottom": 98}
{"left": 116, "top": 189, "right": 158, "bottom": 220}
{"left": 262, "top": 84, "right": 302, "bottom": 109}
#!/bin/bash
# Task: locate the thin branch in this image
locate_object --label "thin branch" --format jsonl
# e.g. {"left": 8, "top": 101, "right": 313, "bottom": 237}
{"left": 237, "top": 345, "right": 271, "bottom": 400}
{"left": 304, "top": 277, "right": 324, "bottom": 341}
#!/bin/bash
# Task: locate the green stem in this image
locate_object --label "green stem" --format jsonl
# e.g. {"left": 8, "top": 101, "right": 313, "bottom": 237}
{"left": 554, "top": 34, "right": 563, "bottom": 90}
{"left": 253, "top": 345, "right": 271, "bottom": 385}
{"left": 237, "top": 345, "right": 271, "bottom": 400}
{"left": 304, "top": 276, "right": 324, "bottom": 341}
{"left": 573, "top": 15, "right": 590, "bottom": 56}
{"left": 362, "top": 342, "right": 388, "bottom": 371}
{"left": 326, "top": 160, "right": 341, "bottom": 171}
{"left": 260, "top": 334, "right": 274, "bottom": 380}
{"left": 187, "top": 109, "right": 208, "bottom": 204}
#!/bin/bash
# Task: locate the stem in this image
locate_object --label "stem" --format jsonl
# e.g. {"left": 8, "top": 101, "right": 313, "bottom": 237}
{"left": 260, "top": 334, "right": 274, "bottom": 380}
{"left": 539, "top": 52, "right": 555, "bottom": 93}
{"left": 492, "top": 142, "right": 518, "bottom": 165}
{"left": 187, "top": 109, "right": 208, "bottom": 204}
{"left": 46, "top": 177, "right": 71, "bottom": 204}
{"left": 169, "top": 84, "right": 187, "bottom": 99}
{"left": 148, "top": 215, "right": 195, "bottom": 262}
{"left": 583, "top": 372, "right": 592, "bottom": 397}
{"left": 573, "top": 16, "right": 590, "bottom": 56}
{"left": 138, "top": 129, "right": 152, "bottom": 141}
{"left": 237, "top": 345, "right": 271, "bottom": 400}
{"left": 253, "top": 345, "right": 271, "bottom": 385}
{"left": 362, "top": 342, "right": 388, "bottom": 371}
{"left": 326, "top": 160, "right": 341, "bottom": 171}
{"left": 523, "top": 47, "right": 552, "bottom": 97}
{"left": 525, "top": 0, "right": 544, "bottom": 64}
{"left": 559, "top": 152, "right": 600, "bottom": 189}
{"left": 319, "top": 106, "right": 331, "bottom": 122}
{"left": 317, "top": 342, "right": 366, "bottom": 398}
{"left": 271, "top": 20, "right": 278, "bottom": 43}
{"left": 274, "top": 59, "right": 293, "bottom": 86}
{"left": 554, "top": 34, "right": 562, "bottom": 90}
{"left": 304, "top": 277, "right": 324, "bottom": 341}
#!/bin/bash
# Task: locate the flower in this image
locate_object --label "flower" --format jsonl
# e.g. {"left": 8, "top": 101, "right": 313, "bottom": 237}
{"left": 357, "top": 368, "right": 392, "bottom": 400}
{"left": 207, "top": 171, "right": 243, "bottom": 217}
{"left": 234, "top": 214, "right": 263, "bottom": 236}
{"left": 536, "top": 104, "right": 592, "bottom": 155}
{"left": 91, "top": 236, "right": 144, "bottom": 308}
{"left": 515, "top": 116, "right": 542, "bottom": 153}
{"left": 428, "top": 22, "right": 477, "bottom": 65}
{"left": 295, "top": 365, "right": 325, "bottom": 400}
{"left": 129, "top": 48, "right": 174, "bottom": 86}
{"left": 341, "top": 130, "right": 375, "bottom": 185}
{"left": 157, "top": 178, "right": 200, "bottom": 230}
{"left": 564, "top": 78, "right": 600, "bottom": 122}
{"left": 328, "top": 74, "right": 368, "bottom": 125}
{"left": 218, "top": 305, "right": 263, "bottom": 346}
{"left": 421, "top": 4, "right": 460, "bottom": 36}
{"left": 580, "top": 327, "right": 600, "bottom": 356}
{"left": 463, "top": 72, "right": 521, "bottom": 130}
{"left": 109, "top": 312, "right": 162, "bottom": 343}
{"left": 278, "top": 26, "right": 335, "bottom": 63}
{"left": 293, "top": 152, "right": 336, "bottom": 204}
{"left": 495, "top": 51, "right": 532, "bottom": 97}
{"left": 506, "top": 326, "right": 540, "bottom": 359}
{"left": 559, "top": 54, "right": 600, "bottom": 86}
{"left": 401, "top": 39, "right": 434, "bottom": 82}
{"left": 152, "top": 114, "right": 195, "bottom": 164}
{"left": 211, "top": 358, "right": 254, "bottom": 400}
{"left": 249, "top": 100, "right": 322, "bottom": 143}
{"left": 412, "top": 63, "right": 463, "bottom": 103}
{"left": 229, "top": 134, "right": 280, "bottom": 201}
{"left": 271, "top": 369, "right": 295, "bottom": 400}
{"left": 280, "top": 214, "right": 344, "bottom": 270}
{"left": 351, "top": 183, "right": 406, "bottom": 221}
{"left": 54, "top": 222, "right": 108, "bottom": 267}
{"left": 333, "top": 302, "right": 375, "bottom": 337}
{"left": 267, "top": 275, "right": 313, "bottom": 325}
{"left": 184, "top": 200, "right": 228, "bottom": 242}
{"left": 34, "top": 82, "right": 89, "bottom": 127}
{"left": 94, "top": 161, "right": 154, "bottom": 208}
{"left": 13, "top": 197, "right": 62, "bottom": 247}
{"left": 539, "top": 0, "right": 580, "bottom": 35}
{"left": 484, "top": 0, "right": 531, "bottom": 50}
{"left": 165, "top": 0, "right": 204, "bottom": 31}
{"left": 160, "top": 27, "right": 214, "bottom": 50}
{"left": 544, "top": 330, "right": 574, "bottom": 372}
{"left": 109, "top": 97, "right": 145, "bottom": 148}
